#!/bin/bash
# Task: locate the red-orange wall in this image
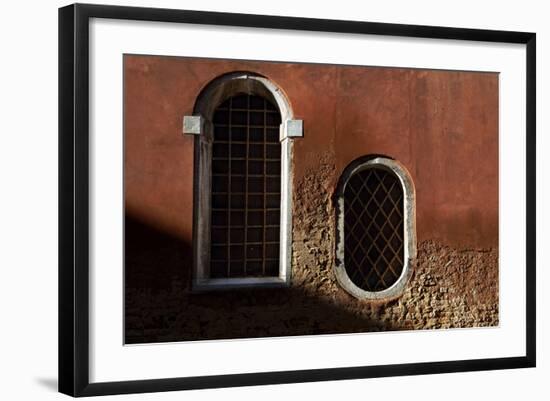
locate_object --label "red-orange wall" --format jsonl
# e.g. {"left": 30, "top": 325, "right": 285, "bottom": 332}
{"left": 124, "top": 55, "right": 498, "bottom": 250}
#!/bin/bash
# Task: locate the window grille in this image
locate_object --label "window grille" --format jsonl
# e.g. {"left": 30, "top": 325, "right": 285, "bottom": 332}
{"left": 343, "top": 167, "right": 404, "bottom": 291}
{"left": 209, "top": 94, "right": 281, "bottom": 278}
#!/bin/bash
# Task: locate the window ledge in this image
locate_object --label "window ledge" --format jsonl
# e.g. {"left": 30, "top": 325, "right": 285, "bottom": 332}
{"left": 192, "top": 277, "right": 290, "bottom": 292}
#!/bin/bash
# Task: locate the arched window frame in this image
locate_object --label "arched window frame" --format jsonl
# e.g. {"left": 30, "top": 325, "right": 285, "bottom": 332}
{"left": 183, "top": 72, "right": 302, "bottom": 291}
{"left": 334, "top": 156, "right": 417, "bottom": 300}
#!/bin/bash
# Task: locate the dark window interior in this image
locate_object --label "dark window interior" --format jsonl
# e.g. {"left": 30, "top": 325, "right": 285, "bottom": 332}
{"left": 344, "top": 167, "right": 404, "bottom": 291}
{"left": 210, "top": 94, "right": 282, "bottom": 278}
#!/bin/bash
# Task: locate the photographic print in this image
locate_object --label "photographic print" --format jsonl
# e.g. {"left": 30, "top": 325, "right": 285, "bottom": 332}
{"left": 124, "top": 55, "right": 499, "bottom": 344}
{"left": 59, "top": 4, "right": 536, "bottom": 395}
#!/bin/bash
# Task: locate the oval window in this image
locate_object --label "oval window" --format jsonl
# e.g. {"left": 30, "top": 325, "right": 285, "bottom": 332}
{"left": 335, "top": 156, "right": 416, "bottom": 300}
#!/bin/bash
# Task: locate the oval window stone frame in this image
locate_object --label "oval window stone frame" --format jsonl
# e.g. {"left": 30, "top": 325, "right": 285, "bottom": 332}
{"left": 334, "top": 156, "right": 417, "bottom": 300}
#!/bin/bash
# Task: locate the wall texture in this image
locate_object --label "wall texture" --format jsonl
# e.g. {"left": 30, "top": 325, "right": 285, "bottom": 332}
{"left": 124, "top": 55, "right": 499, "bottom": 343}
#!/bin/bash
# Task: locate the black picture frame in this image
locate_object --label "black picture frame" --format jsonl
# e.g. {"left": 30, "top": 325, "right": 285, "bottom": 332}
{"left": 58, "top": 3, "right": 536, "bottom": 397}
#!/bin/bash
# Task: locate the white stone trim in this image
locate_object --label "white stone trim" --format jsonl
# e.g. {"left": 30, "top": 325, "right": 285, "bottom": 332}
{"left": 334, "top": 157, "right": 417, "bottom": 300}
{"left": 193, "top": 277, "right": 289, "bottom": 292}
{"left": 182, "top": 115, "right": 203, "bottom": 135}
{"left": 190, "top": 72, "right": 299, "bottom": 290}
{"left": 280, "top": 119, "right": 303, "bottom": 141}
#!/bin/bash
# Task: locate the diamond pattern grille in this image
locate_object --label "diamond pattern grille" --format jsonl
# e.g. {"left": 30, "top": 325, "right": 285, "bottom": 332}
{"left": 344, "top": 167, "right": 404, "bottom": 292}
{"left": 210, "top": 94, "right": 281, "bottom": 278}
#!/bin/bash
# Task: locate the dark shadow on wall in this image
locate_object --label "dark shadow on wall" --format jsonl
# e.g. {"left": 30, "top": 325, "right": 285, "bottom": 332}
{"left": 125, "top": 214, "right": 193, "bottom": 290}
{"left": 124, "top": 214, "right": 404, "bottom": 344}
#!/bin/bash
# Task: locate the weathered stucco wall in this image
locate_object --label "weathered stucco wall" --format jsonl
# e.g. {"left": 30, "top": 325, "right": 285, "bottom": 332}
{"left": 124, "top": 55, "right": 499, "bottom": 343}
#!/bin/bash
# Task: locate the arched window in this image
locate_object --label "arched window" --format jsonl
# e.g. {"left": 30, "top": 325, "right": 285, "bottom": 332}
{"left": 210, "top": 94, "right": 282, "bottom": 278}
{"left": 183, "top": 72, "right": 302, "bottom": 290}
{"left": 334, "top": 156, "right": 416, "bottom": 300}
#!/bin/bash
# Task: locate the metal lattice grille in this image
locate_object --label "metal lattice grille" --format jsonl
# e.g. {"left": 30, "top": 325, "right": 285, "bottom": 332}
{"left": 344, "top": 167, "right": 404, "bottom": 292}
{"left": 210, "top": 94, "right": 281, "bottom": 278}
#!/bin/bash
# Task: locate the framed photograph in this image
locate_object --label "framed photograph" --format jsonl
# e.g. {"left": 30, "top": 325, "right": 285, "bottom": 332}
{"left": 58, "top": 3, "right": 536, "bottom": 397}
